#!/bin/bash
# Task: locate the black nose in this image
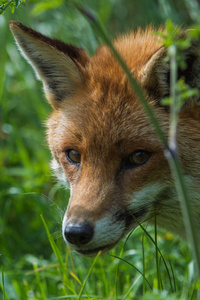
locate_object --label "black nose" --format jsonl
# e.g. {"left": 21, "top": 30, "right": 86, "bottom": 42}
{"left": 64, "top": 222, "right": 94, "bottom": 246}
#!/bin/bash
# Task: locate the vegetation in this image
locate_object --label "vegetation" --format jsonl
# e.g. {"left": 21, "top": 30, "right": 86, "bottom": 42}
{"left": 1, "top": 0, "right": 200, "bottom": 299}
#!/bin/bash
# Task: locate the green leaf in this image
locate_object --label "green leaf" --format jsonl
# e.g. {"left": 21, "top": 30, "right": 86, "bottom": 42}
{"left": 31, "top": 0, "right": 63, "bottom": 15}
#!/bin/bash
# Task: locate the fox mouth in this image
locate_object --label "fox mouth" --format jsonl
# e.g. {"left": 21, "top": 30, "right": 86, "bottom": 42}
{"left": 74, "top": 243, "right": 117, "bottom": 256}
{"left": 117, "top": 205, "right": 148, "bottom": 229}
{"left": 66, "top": 206, "right": 148, "bottom": 257}
{"left": 73, "top": 208, "right": 147, "bottom": 257}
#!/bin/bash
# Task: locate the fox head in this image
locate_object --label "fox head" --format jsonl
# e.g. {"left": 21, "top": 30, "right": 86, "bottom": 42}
{"left": 10, "top": 21, "right": 200, "bottom": 256}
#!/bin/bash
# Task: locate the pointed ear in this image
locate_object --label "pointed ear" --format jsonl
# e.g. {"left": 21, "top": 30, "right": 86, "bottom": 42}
{"left": 141, "top": 35, "right": 200, "bottom": 105}
{"left": 141, "top": 46, "right": 169, "bottom": 101}
{"left": 9, "top": 21, "right": 90, "bottom": 109}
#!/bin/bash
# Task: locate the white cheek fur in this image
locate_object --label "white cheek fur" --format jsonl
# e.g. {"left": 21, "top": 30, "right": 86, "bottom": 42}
{"left": 50, "top": 158, "right": 70, "bottom": 189}
{"left": 93, "top": 216, "right": 125, "bottom": 246}
{"left": 128, "top": 182, "right": 166, "bottom": 212}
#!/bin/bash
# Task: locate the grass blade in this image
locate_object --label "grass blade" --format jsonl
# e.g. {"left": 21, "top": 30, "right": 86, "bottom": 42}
{"left": 0, "top": 268, "right": 10, "bottom": 300}
{"left": 33, "top": 264, "right": 46, "bottom": 300}
{"left": 40, "top": 215, "right": 65, "bottom": 272}
{"left": 110, "top": 254, "right": 152, "bottom": 290}
{"left": 132, "top": 216, "right": 174, "bottom": 292}
{"left": 154, "top": 214, "right": 161, "bottom": 290}
{"left": 77, "top": 251, "right": 101, "bottom": 300}
{"left": 2, "top": 268, "right": 5, "bottom": 300}
{"left": 142, "top": 234, "right": 146, "bottom": 295}
{"left": 40, "top": 214, "right": 75, "bottom": 295}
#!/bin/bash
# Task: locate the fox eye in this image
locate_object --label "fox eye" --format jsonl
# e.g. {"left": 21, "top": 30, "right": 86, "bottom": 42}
{"left": 127, "top": 150, "right": 151, "bottom": 168}
{"left": 66, "top": 149, "right": 81, "bottom": 165}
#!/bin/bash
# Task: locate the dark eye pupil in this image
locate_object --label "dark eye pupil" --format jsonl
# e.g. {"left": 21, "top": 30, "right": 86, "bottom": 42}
{"left": 66, "top": 149, "right": 81, "bottom": 164}
{"left": 129, "top": 150, "right": 151, "bottom": 167}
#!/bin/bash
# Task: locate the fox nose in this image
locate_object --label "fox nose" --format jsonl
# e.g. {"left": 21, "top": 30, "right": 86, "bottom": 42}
{"left": 64, "top": 222, "right": 94, "bottom": 246}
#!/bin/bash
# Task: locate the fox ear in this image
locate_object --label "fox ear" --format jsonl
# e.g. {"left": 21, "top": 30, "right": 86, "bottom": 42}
{"left": 9, "top": 21, "right": 90, "bottom": 109}
{"left": 141, "top": 47, "right": 169, "bottom": 101}
{"left": 141, "top": 36, "right": 200, "bottom": 105}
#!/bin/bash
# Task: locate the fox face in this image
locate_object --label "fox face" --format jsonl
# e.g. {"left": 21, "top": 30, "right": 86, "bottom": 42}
{"left": 10, "top": 21, "right": 200, "bottom": 256}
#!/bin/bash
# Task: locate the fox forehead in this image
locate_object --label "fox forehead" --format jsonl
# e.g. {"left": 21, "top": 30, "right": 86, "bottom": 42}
{"left": 47, "top": 28, "right": 167, "bottom": 152}
{"left": 88, "top": 27, "right": 162, "bottom": 80}
{"left": 47, "top": 93, "right": 166, "bottom": 161}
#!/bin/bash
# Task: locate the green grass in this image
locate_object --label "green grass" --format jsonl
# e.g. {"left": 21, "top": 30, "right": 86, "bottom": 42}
{"left": 0, "top": 224, "right": 195, "bottom": 299}
{"left": 1, "top": 0, "right": 200, "bottom": 299}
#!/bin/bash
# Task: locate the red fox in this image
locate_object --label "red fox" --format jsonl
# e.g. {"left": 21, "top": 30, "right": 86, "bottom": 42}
{"left": 9, "top": 21, "right": 200, "bottom": 256}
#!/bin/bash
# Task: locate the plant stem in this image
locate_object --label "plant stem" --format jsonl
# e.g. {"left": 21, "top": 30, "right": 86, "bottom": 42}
{"left": 168, "top": 45, "right": 178, "bottom": 154}
{"left": 0, "top": 0, "right": 12, "bottom": 15}
{"left": 167, "top": 45, "right": 200, "bottom": 278}
{"left": 77, "top": 251, "right": 101, "bottom": 300}
{"left": 167, "top": 151, "right": 200, "bottom": 278}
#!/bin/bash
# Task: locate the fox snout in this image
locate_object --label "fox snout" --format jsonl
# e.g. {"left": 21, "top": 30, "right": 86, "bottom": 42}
{"left": 62, "top": 214, "right": 127, "bottom": 256}
{"left": 62, "top": 212, "right": 140, "bottom": 256}
{"left": 64, "top": 222, "right": 94, "bottom": 246}
{"left": 61, "top": 185, "right": 132, "bottom": 255}
{"left": 61, "top": 179, "right": 150, "bottom": 256}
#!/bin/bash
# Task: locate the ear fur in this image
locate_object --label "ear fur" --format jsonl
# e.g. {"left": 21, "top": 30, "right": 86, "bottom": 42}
{"left": 9, "top": 21, "right": 90, "bottom": 109}
{"left": 141, "top": 46, "right": 169, "bottom": 100}
{"left": 142, "top": 33, "right": 200, "bottom": 105}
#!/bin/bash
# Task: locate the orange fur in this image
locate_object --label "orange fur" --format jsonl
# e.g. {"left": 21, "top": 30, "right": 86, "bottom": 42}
{"left": 10, "top": 21, "right": 200, "bottom": 256}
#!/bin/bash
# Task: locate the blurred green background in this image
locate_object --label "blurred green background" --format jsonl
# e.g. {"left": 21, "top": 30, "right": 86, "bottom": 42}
{"left": 0, "top": 0, "right": 199, "bottom": 299}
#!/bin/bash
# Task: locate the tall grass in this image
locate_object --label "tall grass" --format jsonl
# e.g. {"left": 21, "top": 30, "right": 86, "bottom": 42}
{"left": 1, "top": 0, "right": 200, "bottom": 299}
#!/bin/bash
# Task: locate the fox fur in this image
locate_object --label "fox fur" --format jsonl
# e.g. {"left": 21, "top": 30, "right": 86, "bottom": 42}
{"left": 9, "top": 21, "right": 200, "bottom": 256}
